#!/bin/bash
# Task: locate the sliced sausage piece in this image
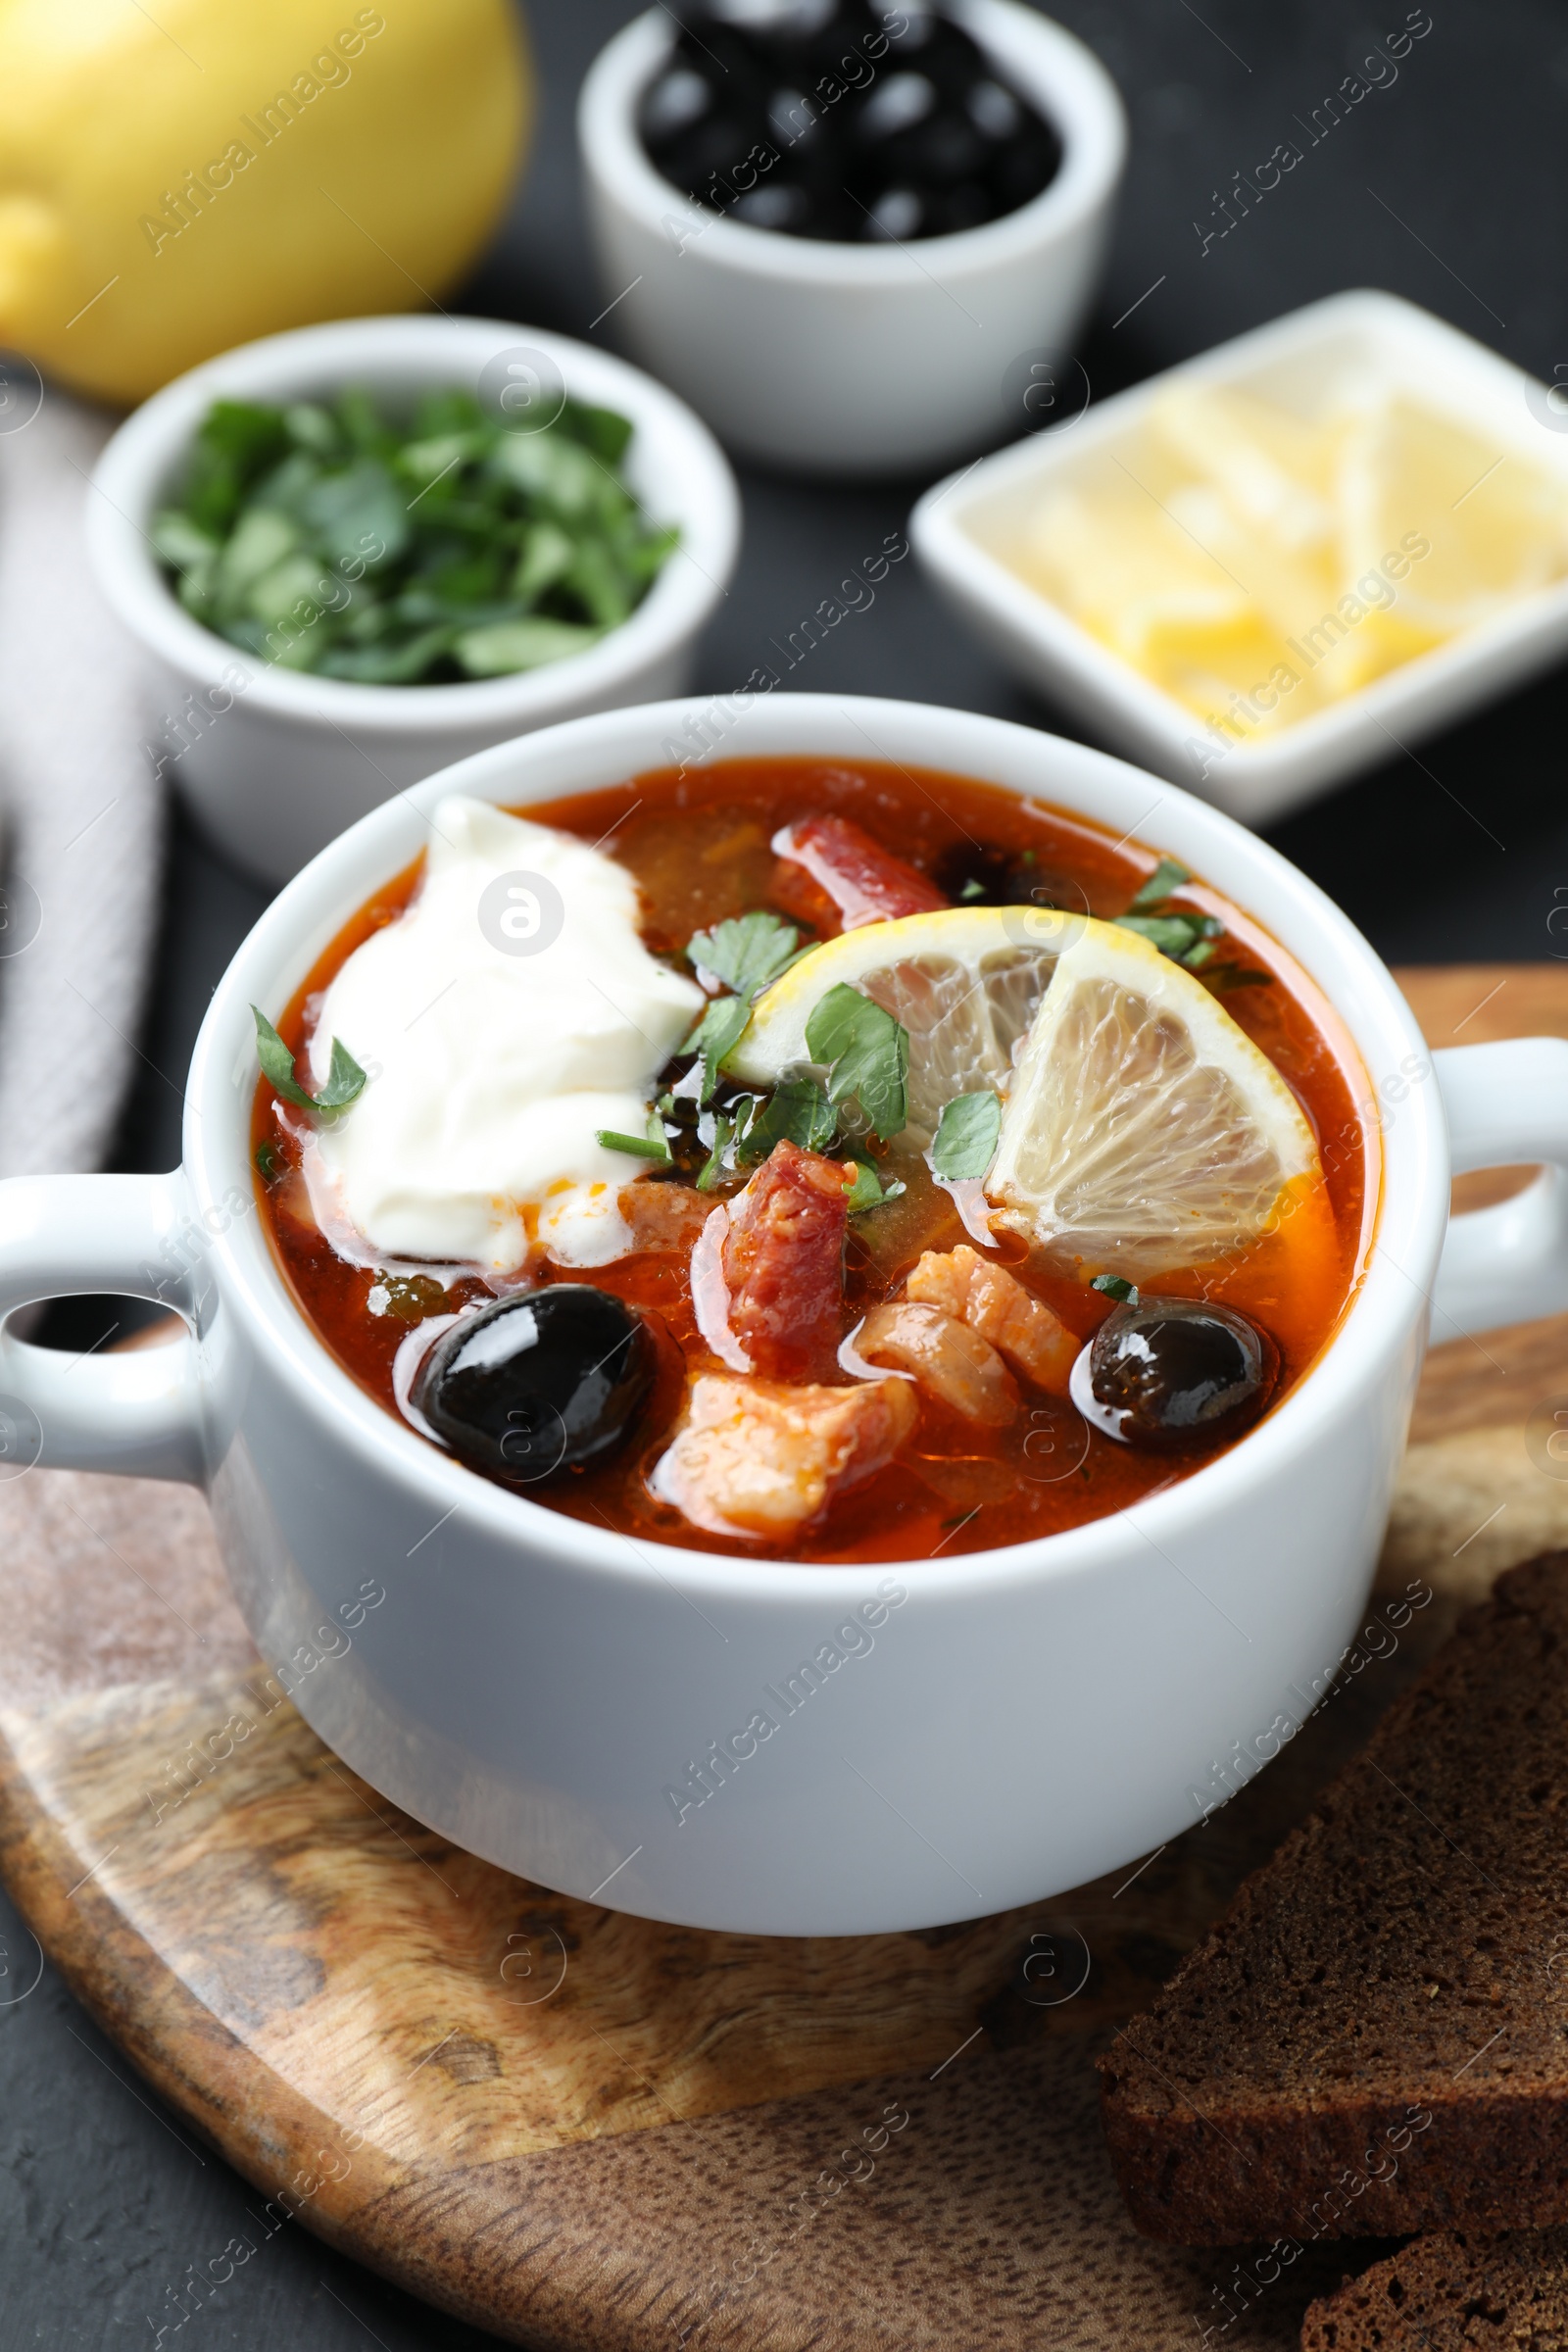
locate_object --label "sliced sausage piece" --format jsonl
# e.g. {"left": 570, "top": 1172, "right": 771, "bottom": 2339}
{"left": 652, "top": 1373, "right": 917, "bottom": 1540}
{"left": 906, "top": 1245, "right": 1079, "bottom": 1397}
{"left": 856, "top": 1299, "right": 1018, "bottom": 1428}
{"left": 770, "top": 814, "right": 948, "bottom": 937}
{"left": 720, "top": 1140, "right": 851, "bottom": 1380}
{"left": 617, "top": 1181, "right": 710, "bottom": 1254}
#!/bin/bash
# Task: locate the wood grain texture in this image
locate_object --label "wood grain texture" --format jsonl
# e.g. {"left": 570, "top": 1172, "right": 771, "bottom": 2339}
{"left": 0, "top": 1460, "right": 1369, "bottom": 2351}
{"left": 1396, "top": 964, "right": 1568, "bottom": 1444}
{"left": 1, "top": 965, "right": 1565, "bottom": 2346}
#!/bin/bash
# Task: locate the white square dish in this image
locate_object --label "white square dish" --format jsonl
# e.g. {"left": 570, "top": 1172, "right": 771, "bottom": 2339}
{"left": 909, "top": 289, "right": 1568, "bottom": 825}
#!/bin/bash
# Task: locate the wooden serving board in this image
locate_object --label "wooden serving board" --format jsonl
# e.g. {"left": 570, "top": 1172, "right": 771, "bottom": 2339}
{"left": 3, "top": 965, "right": 1567, "bottom": 2351}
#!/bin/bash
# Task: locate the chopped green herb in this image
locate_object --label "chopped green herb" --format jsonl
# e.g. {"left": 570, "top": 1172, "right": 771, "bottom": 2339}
{"left": 254, "top": 1141, "right": 281, "bottom": 1182}
{"left": 1091, "top": 1274, "right": 1140, "bottom": 1303}
{"left": 596, "top": 1112, "right": 672, "bottom": 1162}
{"left": 252, "top": 1006, "right": 367, "bottom": 1118}
{"left": 182, "top": 400, "right": 289, "bottom": 537}
{"left": 696, "top": 1111, "right": 734, "bottom": 1192}
{"left": 681, "top": 996, "right": 751, "bottom": 1103}
{"left": 930, "top": 1090, "right": 1002, "bottom": 1181}
{"left": 1204, "top": 965, "right": 1274, "bottom": 992}
{"left": 155, "top": 389, "right": 676, "bottom": 685}
{"left": 842, "top": 1160, "right": 906, "bottom": 1212}
{"left": 1116, "top": 910, "right": 1223, "bottom": 960}
{"left": 1117, "top": 860, "right": 1235, "bottom": 972}
{"left": 1126, "top": 856, "right": 1192, "bottom": 912}
{"left": 738, "top": 1076, "right": 837, "bottom": 1162}
{"left": 687, "top": 910, "right": 801, "bottom": 1001}
{"left": 958, "top": 876, "right": 987, "bottom": 902}
{"left": 804, "top": 983, "right": 909, "bottom": 1143}
{"left": 453, "top": 616, "right": 605, "bottom": 677}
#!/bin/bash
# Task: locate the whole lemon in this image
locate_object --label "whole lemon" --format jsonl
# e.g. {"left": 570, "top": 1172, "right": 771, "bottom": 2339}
{"left": 0, "top": 0, "right": 532, "bottom": 405}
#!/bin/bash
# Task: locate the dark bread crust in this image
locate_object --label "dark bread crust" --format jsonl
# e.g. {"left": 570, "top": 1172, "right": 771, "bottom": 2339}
{"left": 1300, "top": 2230, "right": 1568, "bottom": 2349}
{"left": 1098, "top": 1553, "right": 1568, "bottom": 2245}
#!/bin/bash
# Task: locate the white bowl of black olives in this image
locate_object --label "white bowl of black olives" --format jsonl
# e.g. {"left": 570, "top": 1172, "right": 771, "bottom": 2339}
{"left": 578, "top": 0, "right": 1126, "bottom": 476}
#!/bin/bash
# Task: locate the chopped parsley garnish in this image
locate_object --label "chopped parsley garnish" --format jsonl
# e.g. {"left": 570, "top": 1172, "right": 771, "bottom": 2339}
{"left": 1117, "top": 909, "right": 1225, "bottom": 966}
{"left": 681, "top": 996, "right": 751, "bottom": 1103}
{"left": 595, "top": 1111, "right": 672, "bottom": 1162}
{"left": 1126, "top": 856, "right": 1192, "bottom": 912}
{"left": 842, "top": 1159, "right": 906, "bottom": 1211}
{"left": 695, "top": 1111, "right": 734, "bottom": 1191}
{"left": 738, "top": 1076, "right": 837, "bottom": 1162}
{"left": 804, "top": 984, "right": 908, "bottom": 1143}
{"left": 959, "top": 876, "right": 987, "bottom": 902}
{"left": 930, "top": 1089, "right": 1002, "bottom": 1180}
{"left": 1205, "top": 965, "right": 1274, "bottom": 991}
{"left": 1091, "top": 1274, "right": 1140, "bottom": 1303}
{"left": 154, "top": 388, "right": 676, "bottom": 685}
{"left": 1115, "top": 858, "right": 1231, "bottom": 972}
{"left": 676, "top": 912, "right": 808, "bottom": 1112}
{"left": 252, "top": 1006, "right": 367, "bottom": 1118}
{"left": 686, "top": 909, "right": 802, "bottom": 1000}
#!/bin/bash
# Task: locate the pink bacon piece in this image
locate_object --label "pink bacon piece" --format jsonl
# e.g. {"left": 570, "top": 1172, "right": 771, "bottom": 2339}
{"left": 770, "top": 813, "right": 948, "bottom": 937}
{"left": 719, "top": 1139, "right": 852, "bottom": 1381}
{"left": 906, "top": 1246, "right": 1079, "bottom": 1397}
{"left": 652, "top": 1373, "right": 917, "bottom": 1541}
{"left": 855, "top": 1299, "right": 1018, "bottom": 1428}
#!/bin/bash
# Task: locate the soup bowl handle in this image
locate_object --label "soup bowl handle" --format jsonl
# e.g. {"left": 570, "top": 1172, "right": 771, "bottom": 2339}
{"left": 0, "top": 1172, "right": 205, "bottom": 1483}
{"left": 1433, "top": 1039, "right": 1568, "bottom": 1339}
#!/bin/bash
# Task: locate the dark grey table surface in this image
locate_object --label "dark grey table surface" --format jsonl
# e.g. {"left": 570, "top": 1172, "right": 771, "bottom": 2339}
{"left": 6, "top": 2, "right": 1568, "bottom": 2343}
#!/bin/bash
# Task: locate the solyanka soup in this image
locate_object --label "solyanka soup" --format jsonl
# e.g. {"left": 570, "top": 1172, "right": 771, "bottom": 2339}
{"left": 252, "top": 757, "right": 1372, "bottom": 1563}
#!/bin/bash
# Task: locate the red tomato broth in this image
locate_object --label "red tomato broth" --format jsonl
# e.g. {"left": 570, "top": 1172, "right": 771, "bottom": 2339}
{"left": 252, "top": 758, "right": 1374, "bottom": 1563}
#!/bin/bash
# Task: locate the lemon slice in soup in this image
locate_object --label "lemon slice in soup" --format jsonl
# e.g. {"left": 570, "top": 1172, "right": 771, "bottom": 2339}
{"left": 989, "top": 918, "right": 1321, "bottom": 1277}
{"left": 729, "top": 905, "right": 1079, "bottom": 1145}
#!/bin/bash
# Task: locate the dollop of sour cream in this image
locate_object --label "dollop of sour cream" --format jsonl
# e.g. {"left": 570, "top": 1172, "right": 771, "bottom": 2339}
{"left": 307, "top": 796, "right": 703, "bottom": 1273}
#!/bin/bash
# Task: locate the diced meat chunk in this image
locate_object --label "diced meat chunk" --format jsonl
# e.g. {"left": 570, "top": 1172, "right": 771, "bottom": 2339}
{"left": 906, "top": 1245, "right": 1078, "bottom": 1396}
{"left": 617, "top": 1181, "right": 710, "bottom": 1254}
{"left": 856, "top": 1299, "right": 1017, "bottom": 1428}
{"left": 770, "top": 814, "right": 948, "bottom": 937}
{"left": 652, "top": 1374, "right": 917, "bottom": 1540}
{"left": 720, "top": 1140, "right": 851, "bottom": 1379}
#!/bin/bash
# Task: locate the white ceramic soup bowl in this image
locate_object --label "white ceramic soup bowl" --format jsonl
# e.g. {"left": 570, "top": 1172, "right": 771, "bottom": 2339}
{"left": 578, "top": 1, "right": 1126, "bottom": 476}
{"left": 86, "top": 315, "right": 741, "bottom": 884}
{"left": 2, "top": 695, "right": 1566, "bottom": 1938}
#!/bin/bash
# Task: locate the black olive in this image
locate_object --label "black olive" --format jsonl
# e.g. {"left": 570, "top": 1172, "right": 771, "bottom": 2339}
{"left": 643, "top": 3, "right": 1060, "bottom": 242}
{"left": 734, "top": 181, "right": 814, "bottom": 232}
{"left": 414, "top": 1288, "right": 655, "bottom": 1484}
{"left": 640, "top": 64, "right": 713, "bottom": 147}
{"left": 861, "top": 186, "right": 925, "bottom": 240}
{"left": 1088, "top": 1298, "right": 1278, "bottom": 1452}
{"left": 857, "top": 70, "right": 937, "bottom": 144}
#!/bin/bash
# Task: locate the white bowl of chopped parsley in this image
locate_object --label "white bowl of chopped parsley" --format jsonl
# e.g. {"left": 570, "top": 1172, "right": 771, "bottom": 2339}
{"left": 88, "top": 314, "right": 741, "bottom": 882}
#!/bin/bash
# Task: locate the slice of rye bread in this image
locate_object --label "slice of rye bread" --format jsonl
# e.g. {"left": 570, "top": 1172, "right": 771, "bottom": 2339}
{"left": 1300, "top": 2230, "right": 1568, "bottom": 2348}
{"left": 1097, "top": 1551, "right": 1568, "bottom": 2245}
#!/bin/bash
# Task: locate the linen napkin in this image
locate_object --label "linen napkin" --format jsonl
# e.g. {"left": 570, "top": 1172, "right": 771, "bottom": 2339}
{"left": 0, "top": 390, "right": 164, "bottom": 1180}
